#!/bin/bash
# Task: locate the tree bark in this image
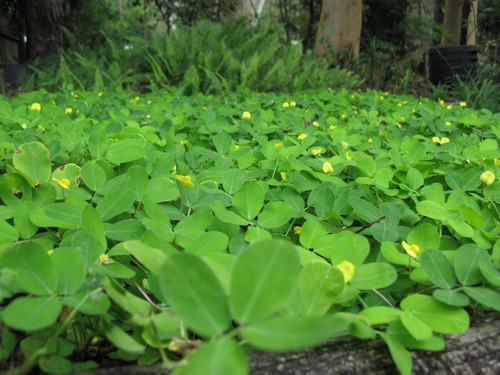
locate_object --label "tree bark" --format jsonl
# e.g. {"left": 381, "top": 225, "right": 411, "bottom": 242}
{"left": 466, "top": 0, "right": 477, "bottom": 45}
{"left": 84, "top": 312, "right": 500, "bottom": 375}
{"left": 313, "top": 0, "right": 362, "bottom": 61}
{"left": 26, "top": 0, "right": 62, "bottom": 61}
{"left": 440, "top": 0, "right": 464, "bottom": 46}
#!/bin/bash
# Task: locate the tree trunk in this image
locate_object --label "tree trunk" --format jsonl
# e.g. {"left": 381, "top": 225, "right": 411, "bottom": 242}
{"left": 440, "top": 0, "right": 464, "bottom": 46}
{"left": 85, "top": 312, "right": 500, "bottom": 375}
{"left": 466, "top": 0, "right": 477, "bottom": 45}
{"left": 26, "top": 0, "right": 62, "bottom": 61}
{"left": 313, "top": 0, "right": 362, "bottom": 61}
{"left": 232, "top": 0, "right": 266, "bottom": 25}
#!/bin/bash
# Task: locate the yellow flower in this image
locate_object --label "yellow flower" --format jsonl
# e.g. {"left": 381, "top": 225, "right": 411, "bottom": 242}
{"left": 52, "top": 177, "right": 71, "bottom": 190}
{"left": 297, "top": 133, "right": 307, "bottom": 141}
{"left": 171, "top": 164, "right": 177, "bottom": 172}
{"left": 312, "top": 121, "right": 319, "bottom": 127}
{"left": 147, "top": 100, "right": 153, "bottom": 105}
{"left": 397, "top": 103, "right": 403, "bottom": 107}
{"left": 445, "top": 121, "right": 452, "bottom": 126}
{"left": 346, "top": 151, "right": 354, "bottom": 161}
{"left": 470, "top": 113, "right": 477, "bottom": 119}
{"left": 91, "top": 337, "right": 99, "bottom": 345}
{"left": 397, "top": 123, "right": 402, "bottom": 128}
{"left": 168, "top": 340, "right": 182, "bottom": 352}
{"left": 65, "top": 108, "right": 73, "bottom": 114}
{"left": 202, "top": 105, "right": 208, "bottom": 111}
{"left": 280, "top": 172, "right": 287, "bottom": 181}
{"left": 400, "top": 116, "right": 405, "bottom": 122}
{"left": 290, "top": 101, "right": 296, "bottom": 107}
{"left": 30, "top": 103, "right": 41, "bottom": 111}
{"left": 352, "top": 105, "right": 358, "bottom": 110}
{"left": 341, "top": 114, "right": 348, "bottom": 120}
{"left": 379, "top": 95, "right": 385, "bottom": 100}
{"left": 97, "top": 92, "right": 104, "bottom": 97}
{"left": 402, "top": 241, "right": 420, "bottom": 259}
{"left": 175, "top": 174, "right": 195, "bottom": 188}
{"left": 283, "top": 102, "right": 290, "bottom": 108}
{"left": 47, "top": 249, "right": 54, "bottom": 255}
{"left": 460, "top": 101, "right": 467, "bottom": 107}
{"left": 130, "top": 96, "right": 140, "bottom": 104}
{"left": 322, "top": 161, "right": 334, "bottom": 174}
{"left": 274, "top": 142, "right": 283, "bottom": 149}
{"left": 336, "top": 260, "right": 355, "bottom": 283}
{"left": 432, "top": 136, "right": 441, "bottom": 143}
{"left": 242, "top": 111, "right": 251, "bottom": 119}
{"left": 21, "top": 123, "right": 27, "bottom": 130}
{"left": 329, "top": 125, "right": 337, "bottom": 130}
{"left": 312, "top": 148, "right": 322, "bottom": 156}
{"left": 439, "top": 99, "right": 445, "bottom": 107}
{"left": 234, "top": 144, "right": 240, "bottom": 150}
{"left": 440, "top": 137, "right": 450, "bottom": 144}
{"left": 480, "top": 171, "right": 495, "bottom": 185}
{"left": 99, "top": 254, "right": 109, "bottom": 263}
{"left": 293, "top": 226, "right": 302, "bottom": 235}
{"left": 494, "top": 158, "right": 500, "bottom": 166}
{"left": 179, "top": 140, "right": 187, "bottom": 146}
{"left": 341, "top": 141, "right": 349, "bottom": 150}
{"left": 368, "top": 138, "right": 373, "bottom": 144}
{"left": 446, "top": 105, "right": 452, "bottom": 110}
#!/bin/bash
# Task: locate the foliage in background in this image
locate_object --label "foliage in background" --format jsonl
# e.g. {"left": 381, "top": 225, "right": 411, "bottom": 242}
{"left": 0, "top": 88, "right": 499, "bottom": 375}
{"left": 26, "top": 18, "right": 363, "bottom": 94}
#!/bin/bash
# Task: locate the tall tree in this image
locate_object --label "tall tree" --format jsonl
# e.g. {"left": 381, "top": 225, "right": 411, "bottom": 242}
{"left": 440, "top": 0, "right": 464, "bottom": 46}
{"left": 26, "top": 0, "right": 62, "bottom": 61}
{"left": 313, "top": 0, "right": 362, "bottom": 61}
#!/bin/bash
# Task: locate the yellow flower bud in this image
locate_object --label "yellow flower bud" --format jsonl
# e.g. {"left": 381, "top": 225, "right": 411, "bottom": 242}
{"left": 432, "top": 137, "right": 441, "bottom": 143}
{"left": 336, "top": 260, "right": 355, "bottom": 283}
{"left": 402, "top": 241, "right": 420, "bottom": 259}
{"left": 175, "top": 174, "right": 195, "bottom": 188}
{"left": 368, "top": 138, "right": 373, "bottom": 144}
{"left": 297, "top": 133, "right": 307, "bottom": 141}
{"left": 274, "top": 142, "right": 282, "bottom": 149}
{"left": 65, "top": 108, "right": 73, "bottom": 114}
{"left": 293, "top": 226, "right": 302, "bottom": 235}
{"left": 290, "top": 101, "right": 296, "bottom": 107}
{"left": 312, "top": 121, "right": 319, "bottom": 127}
{"left": 460, "top": 102, "right": 467, "bottom": 107}
{"left": 440, "top": 137, "right": 450, "bottom": 144}
{"left": 52, "top": 177, "right": 71, "bottom": 190}
{"left": 480, "top": 171, "right": 495, "bottom": 186}
{"left": 99, "top": 254, "right": 109, "bottom": 263}
{"left": 445, "top": 121, "right": 451, "bottom": 126}
{"left": 283, "top": 102, "right": 290, "bottom": 108}
{"left": 280, "top": 172, "right": 287, "bottom": 181}
{"left": 242, "top": 111, "right": 251, "bottom": 119}
{"left": 179, "top": 140, "right": 187, "bottom": 146}
{"left": 312, "top": 148, "right": 322, "bottom": 156}
{"left": 322, "top": 161, "right": 334, "bottom": 174}
{"left": 346, "top": 151, "right": 354, "bottom": 161}
{"left": 30, "top": 103, "right": 41, "bottom": 111}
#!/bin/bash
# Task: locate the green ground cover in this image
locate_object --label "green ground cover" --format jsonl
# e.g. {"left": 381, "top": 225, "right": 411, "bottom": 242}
{"left": 0, "top": 88, "right": 499, "bottom": 375}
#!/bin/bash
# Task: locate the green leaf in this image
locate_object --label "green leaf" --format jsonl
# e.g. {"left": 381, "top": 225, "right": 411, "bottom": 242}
{"left": 14, "top": 201, "right": 38, "bottom": 239}
{"left": 299, "top": 220, "right": 328, "bottom": 249}
{"left": 174, "top": 208, "right": 214, "bottom": 246}
{"left": 127, "top": 165, "right": 149, "bottom": 201}
{"left": 378, "top": 332, "right": 412, "bottom": 375}
{"left": 380, "top": 242, "right": 419, "bottom": 267}
{"left": 232, "top": 181, "right": 265, "bottom": 220}
{"left": 106, "top": 219, "right": 145, "bottom": 241}
{"left": 3, "top": 296, "right": 62, "bottom": 331}
{"left": 406, "top": 168, "right": 424, "bottom": 189}
{"left": 354, "top": 152, "right": 376, "bottom": 177}
{"left": 464, "top": 287, "right": 500, "bottom": 311}
{"left": 400, "top": 311, "right": 433, "bottom": 341}
{"left": 0, "top": 219, "right": 19, "bottom": 244}
{"left": 209, "top": 201, "right": 249, "bottom": 226}
{"left": 420, "top": 249, "right": 456, "bottom": 289}
{"left": 257, "top": 201, "right": 294, "bottom": 229}
{"left": 241, "top": 314, "right": 351, "bottom": 352}
{"left": 105, "top": 325, "right": 146, "bottom": 355}
{"left": 448, "top": 217, "right": 474, "bottom": 238}
{"left": 315, "top": 231, "right": 370, "bottom": 267}
{"left": 80, "top": 162, "right": 107, "bottom": 191}
{"left": 401, "top": 294, "right": 469, "bottom": 334}
{"left": 12, "top": 142, "right": 51, "bottom": 186}
{"left": 479, "top": 260, "right": 500, "bottom": 287}
{"left": 221, "top": 168, "right": 246, "bottom": 194}
{"left": 50, "top": 248, "right": 85, "bottom": 295}
{"left": 432, "top": 289, "right": 470, "bottom": 307}
{"left": 0, "top": 242, "right": 57, "bottom": 295}
{"left": 416, "top": 200, "right": 453, "bottom": 220}
{"left": 184, "top": 338, "right": 248, "bottom": 375}
{"left": 123, "top": 240, "right": 168, "bottom": 274}
{"left": 81, "top": 205, "right": 107, "bottom": 251}
{"left": 454, "top": 244, "right": 490, "bottom": 285}
{"left": 44, "top": 203, "right": 83, "bottom": 228}
{"left": 184, "top": 231, "right": 229, "bottom": 254}
{"left": 407, "top": 222, "right": 440, "bottom": 251}
{"left": 103, "top": 278, "right": 151, "bottom": 317}
{"left": 96, "top": 188, "right": 136, "bottom": 221}
{"left": 387, "top": 320, "right": 445, "bottom": 351}
{"left": 143, "top": 177, "right": 179, "bottom": 203}
{"left": 348, "top": 197, "right": 381, "bottom": 223}
{"left": 106, "top": 137, "right": 146, "bottom": 165}
{"left": 158, "top": 253, "right": 230, "bottom": 338}
{"left": 350, "top": 263, "right": 397, "bottom": 290}
{"left": 39, "top": 355, "right": 72, "bottom": 374}
{"left": 62, "top": 290, "right": 110, "bottom": 315}
{"left": 299, "top": 261, "right": 344, "bottom": 316}
{"left": 230, "top": 239, "right": 300, "bottom": 323}
{"left": 359, "top": 306, "right": 402, "bottom": 324}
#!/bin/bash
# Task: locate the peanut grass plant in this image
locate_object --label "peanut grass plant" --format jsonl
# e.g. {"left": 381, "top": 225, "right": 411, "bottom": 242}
{"left": 0, "top": 87, "right": 499, "bottom": 374}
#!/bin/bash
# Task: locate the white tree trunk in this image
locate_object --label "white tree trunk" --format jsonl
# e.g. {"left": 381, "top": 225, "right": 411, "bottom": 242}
{"left": 440, "top": 0, "right": 464, "bottom": 46}
{"left": 313, "top": 0, "right": 362, "bottom": 60}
